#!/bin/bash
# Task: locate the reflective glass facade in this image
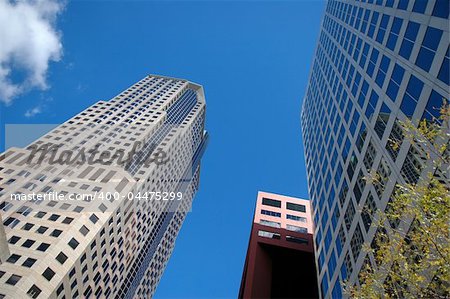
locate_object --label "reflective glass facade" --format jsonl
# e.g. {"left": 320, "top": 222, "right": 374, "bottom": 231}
{"left": 301, "top": 1, "right": 449, "bottom": 298}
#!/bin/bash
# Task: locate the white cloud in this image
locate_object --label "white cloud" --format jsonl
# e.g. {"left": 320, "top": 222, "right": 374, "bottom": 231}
{"left": 24, "top": 96, "right": 52, "bottom": 117}
{"left": 0, "top": 0, "right": 64, "bottom": 105}
{"left": 24, "top": 105, "right": 43, "bottom": 117}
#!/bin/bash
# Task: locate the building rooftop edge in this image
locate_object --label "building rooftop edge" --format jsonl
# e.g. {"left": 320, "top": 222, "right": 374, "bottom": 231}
{"left": 257, "top": 190, "right": 309, "bottom": 202}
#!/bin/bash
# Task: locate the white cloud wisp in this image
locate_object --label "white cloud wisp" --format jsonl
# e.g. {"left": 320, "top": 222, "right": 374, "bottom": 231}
{"left": 0, "top": 0, "right": 63, "bottom": 104}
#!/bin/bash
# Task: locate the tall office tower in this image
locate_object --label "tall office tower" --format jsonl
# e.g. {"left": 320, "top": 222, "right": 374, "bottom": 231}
{"left": 239, "top": 191, "right": 319, "bottom": 299}
{"left": 0, "top": 75, "right": 208, "bottom": 298}
{"left": 301, "top": 1, "right": 449, "bottom": 298}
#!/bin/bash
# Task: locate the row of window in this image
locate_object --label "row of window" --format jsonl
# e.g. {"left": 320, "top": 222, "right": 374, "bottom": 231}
{"left": 257, "top": 230, "right": 309, "bottom": 245}
{"left": 261, "top": 197, "right": 307, "bottom": 212}
{"left": 260, "top": 209, "right": 308, "bottom": 222}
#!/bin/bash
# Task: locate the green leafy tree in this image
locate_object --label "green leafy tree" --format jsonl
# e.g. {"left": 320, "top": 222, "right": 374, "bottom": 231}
{"left": 346, "top": 103, "right": 450, "bottom": 298}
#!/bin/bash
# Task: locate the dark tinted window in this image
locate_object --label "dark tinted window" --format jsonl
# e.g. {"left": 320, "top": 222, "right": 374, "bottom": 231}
{"left": 262, "top": 197, "right": 281, "bottom": 208}
{"left": 56, "top": 252, "right": 68, "bottom": 264}
{"left": 286, "top": 236, "right": 309, "bottom": 245}
{"left": 286, "top": 202, "right": 306, "bottom": 212}
{"left": 42, "top": 267, "right": 55, "bottom": 281}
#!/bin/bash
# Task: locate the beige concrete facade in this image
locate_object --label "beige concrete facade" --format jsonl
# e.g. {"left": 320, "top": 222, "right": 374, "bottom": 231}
{"left": 0, "top": 75, "right": 207, "bottom": 299}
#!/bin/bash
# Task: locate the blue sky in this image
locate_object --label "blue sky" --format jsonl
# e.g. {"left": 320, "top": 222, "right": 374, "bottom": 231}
{"left": 0, "top": 0, "right": 324, "bottom": 297}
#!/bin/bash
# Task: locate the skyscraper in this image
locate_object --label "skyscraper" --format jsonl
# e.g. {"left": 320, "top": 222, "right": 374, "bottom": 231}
{"left": 301, "top": 1, "right": 448, "bottom": 298}
{"left": 0, "top": 75, "right": 208, "bottom": 298}
{"left": 239, "top": 191, "right": 318, "bottom": 299}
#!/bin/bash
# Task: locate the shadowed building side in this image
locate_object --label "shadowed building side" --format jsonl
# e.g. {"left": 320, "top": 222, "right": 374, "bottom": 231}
{"left": 239, "top": 191, "right": 319, "bottom": 299}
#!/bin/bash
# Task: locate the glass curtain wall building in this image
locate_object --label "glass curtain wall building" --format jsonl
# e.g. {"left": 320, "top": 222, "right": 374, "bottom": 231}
{"left": 0, "top": 75, "right": 207, "bottom": 298}
{"left": 301, "top": 1, "right": 448, "bottom": 298}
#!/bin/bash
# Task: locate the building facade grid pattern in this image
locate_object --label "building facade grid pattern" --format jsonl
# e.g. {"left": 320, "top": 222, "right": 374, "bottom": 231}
{"left": 0, "top": 75, "right": 207, "bottom": 299}
{"left": 301, "top": 0, "right": 449, "bottom": 298}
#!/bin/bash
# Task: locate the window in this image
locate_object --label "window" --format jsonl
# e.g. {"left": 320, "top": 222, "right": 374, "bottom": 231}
{"left": 42, "top": 267, "right": 55, "bottom": 281}
{"left": 321, "top": 275, "right": 329, "bottom": 297}
{"left": 286, "top": 224, "right": 308, "bottom": 233}
{"left": 68, "top": 238, "right": 79, "bottom": 249}
{"left": 386, "top": 17, "right": 402, "bottom": 51}
{"left": 286, "top": 202, "right": 306, "bottom": 212}
{"left": 412, "top": 0, "right": 428, "bottom": 13}
{"left": 386, "top": 64, "right": 405, "bottom": 101}
{"left": 99, "top": 203, "right": 108, "bottom": 212}
{"left": 261, "top": 209, "right": 281, "bottom": 217}
{"left": 286, "top": 236, "right": 308, "bottom": 244}
{"left": 363, "top": 141, "right": 377, "bottom": 171}
{"left": 400, "top": 75, "right": 424, "bottom": 117}
{"left": 343, "top": 251, "right": 352, "bottom": 278}
{"left": 84, "top": 286, "right": 92, "bottom": 297}
{"left": 367, "top": 48, "right": 379, "bottom": 77}
{"left": 365, "top": 90, "right": 379, "bottom": 121}
{"left": 375, "top": 55, "right": 390, "bottom": 88}
{"left": 56, "top": 252, "right": 68, "bottom": 264}
{"left": 375, "top": 157, "right": 392, "bottom": 197}
{"left": 399, "top": 21, "right": 420, "bottom": 60}
{"left": 332, "top": 204, "right": 340, "bottom": 230}
{"left": 36, "top": 226, "right": 48, "bottom": 234}
{"left": 35, "top": 211, "right": 46, "bottom": 219}
{"left": 259, "top": 220, "right": 281, "bottom": 228}
{"left": 0, "top": 201, "right": 12, "bottom": 212}
{"left": 48, "top": 214, "right": 60, "bottom": 221}
{"left": 423, "top": 90, "right": 445, "bottom": 121}
{"left": 79, "top": 225, "right": 90, "bottom": 236}
{"left": 5, "top": 178, "right": 15, "bottom": 185}
{"left": 350, "top": 224, "right": 364, "bottom": 260}
{"left": 5, "top": 274, "right": 21, "bottom": 285}
{"left": 27, "top": 285, "right": 41, "bottom": 299}
{"left": 3, "top": 217, "right": 19, "bottom": 228}
{"left": 374, "top": 103, "right": 391, "bottom": 139}
{"left": 416, "top": 27, "right": 442, "bottom": 72}
{"left": 6, "top": 254, "right": 21, "bottom": 264}
{"left": 62, "top": 217, "right": 74, "bottom": 224}
{"left": 359, "top": 43, "right": 370, "bottom": 69}
{"left": 37, "top": 243, "right": 50, "bottom": 252}
{"left": 286, "top": 214, "right": 307, "bottom": 222}
{"left": 376, "top": 14, "right": 389, "bottom": 44}
{"left": 18, "top": 170, "right": 30, "bottom": 177}
{"left": 69, "top": 268, "right": 76, "bottom": 278}
{"left": 432, "top": 0, "right": 449, "bottom": 18}
{"left": 344, "top": 200, "right": 356, "bottom": 230}
{"left": 362, "top": 193, "right": 377, "bottom": 232}
{"left": 257, "top": 230, "right": 281, "bottom": 239}
{"left": 397, "top": 0, "right": 409, "bottom": 9}
{"left": 89, "top": 214, "right": 99, "bottom": 224}
{"left": 367, "top": 11, "right": 379, "bottom": 38}
{"left": 438, "top": 46, "right": 449, "bottom": 85}
{"left": 22, "top": 258, "right": 37, "bottom": 268}
{"left": 261, "top": 197, "right": 281, "bottom": 208}
{"left": 22, "top": 239, "right": 36, "bottom": 248}
{"left": 401, "top": 147, "right": 423, "bottom": 184}
{"left": 332, "top": 281, "right": 342, "bottom": 299}
{"left": 386, "top": 119, "right": 404, "bottom": 160}
{"left": 57, "top": 284, "right": 64, "bottom": 296}
{"left": 22, "top": 223, "right": 34, "bottom": 231}
{"left": 356, "top": 123, "right": 367, "bottom": 153}
{"left": 357, "top": 80, "right": 369, "bottom": 108}
{"left": 51, "top": 229, "right": 62, "bottom": 237}
{"left": 349, "top": 110, "right": 360, "bottom": 136}
{"left": 327, "top": 251, "right": 337, "bottom": 281}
